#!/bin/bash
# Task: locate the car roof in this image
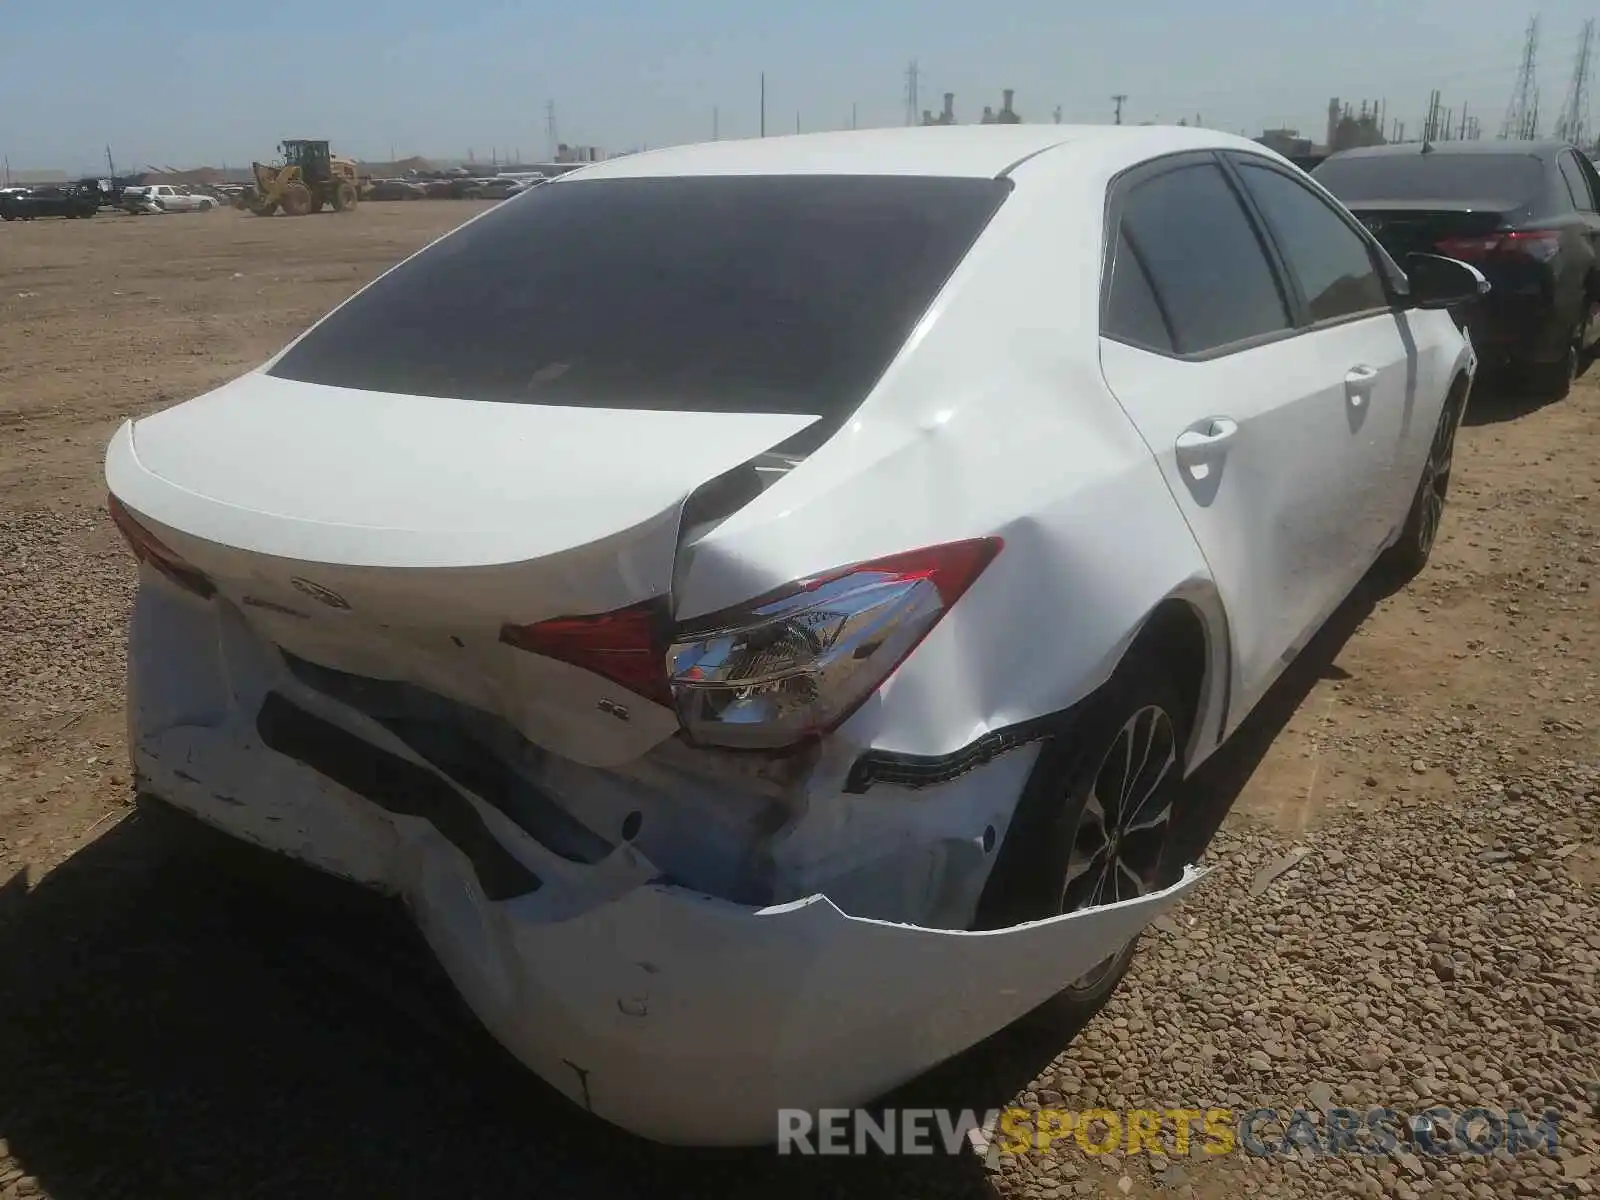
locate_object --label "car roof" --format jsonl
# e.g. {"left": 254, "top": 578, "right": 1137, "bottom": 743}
{"left": 557, "top": 124, "right": 1279, "bottom": 182}
{"left": 1324, "top": 140, "right": 1569, "bottom": 163}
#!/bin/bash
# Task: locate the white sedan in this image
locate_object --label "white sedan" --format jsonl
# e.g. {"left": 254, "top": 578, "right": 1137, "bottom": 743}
{"left": 104, "top": 125, "right": 1482, "bottom": 1145}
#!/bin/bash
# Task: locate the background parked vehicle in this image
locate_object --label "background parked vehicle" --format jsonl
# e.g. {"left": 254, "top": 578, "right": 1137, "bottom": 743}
{"left": 0, "top": 185, "right": 101, "bottom": 221}
{"left": 122, "top": 184, "right": 219, "bottom": 214}
{"left": 1315, "top": 139, "right": 1600, "bottom": 396}
{"left": 474, "top": 177, "right": 527, "bottom": 201}
{"left": 366, "top": 178, "right": 427, "bottom": 201}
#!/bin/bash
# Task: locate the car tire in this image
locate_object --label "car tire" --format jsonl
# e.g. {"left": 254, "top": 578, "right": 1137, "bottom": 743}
{"left": 1378, "top": 380, "right": 1467, "bottom": 583}
{"left": 973, "top": 654, "right": 1190, "bottom": 1021}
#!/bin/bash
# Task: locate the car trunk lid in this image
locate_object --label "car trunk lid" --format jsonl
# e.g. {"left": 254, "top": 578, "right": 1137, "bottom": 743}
{"left": 106, "top": 372, "right": 817, "bottom": 767}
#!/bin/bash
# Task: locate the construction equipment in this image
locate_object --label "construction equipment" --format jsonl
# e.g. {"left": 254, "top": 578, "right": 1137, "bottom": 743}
{"left": 238, "top": 140, "right": 360, "bottom": 216}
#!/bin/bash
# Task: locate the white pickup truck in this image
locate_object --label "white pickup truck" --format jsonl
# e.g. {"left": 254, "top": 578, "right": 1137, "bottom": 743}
{"left": 122, "top": 184, "right": 219, "bottom": 214}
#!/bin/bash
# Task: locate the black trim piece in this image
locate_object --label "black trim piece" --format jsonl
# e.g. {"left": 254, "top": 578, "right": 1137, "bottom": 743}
{"left": 280, "top": 652, "right": 614, "bottom": 865}
{"left": 256, "top": 692, "right": 543, "bottom": 901}
{"left": 843, "top": 707, "right": 1080, "bottom": 794}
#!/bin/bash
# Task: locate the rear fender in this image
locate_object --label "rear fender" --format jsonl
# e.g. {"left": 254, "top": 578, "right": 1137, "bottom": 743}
{"left": 676, "top": 389, "right": 1224, "bottom": 768}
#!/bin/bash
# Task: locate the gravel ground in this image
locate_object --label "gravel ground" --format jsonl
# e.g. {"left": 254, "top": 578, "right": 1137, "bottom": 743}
{"left": 0, "top": 206, "right": 1595, "bottom": 1200}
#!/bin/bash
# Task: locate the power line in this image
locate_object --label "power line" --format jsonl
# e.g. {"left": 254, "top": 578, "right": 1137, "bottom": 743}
{"left": 1501, "top": 14, "right": 1540, "bottom": 139}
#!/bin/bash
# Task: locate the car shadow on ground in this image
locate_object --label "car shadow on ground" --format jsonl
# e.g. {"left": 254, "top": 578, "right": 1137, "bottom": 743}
{"left": 1463, "top": 363, "right": 1589, "bottom": 427}
{"left": 0, "top": 569, "right": 1408, "bottom": 1200}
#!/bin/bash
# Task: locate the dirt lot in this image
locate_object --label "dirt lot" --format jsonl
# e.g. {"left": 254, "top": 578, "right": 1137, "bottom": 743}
{"left": 0, "top": 205, "right": 1595, "bottom": 1200}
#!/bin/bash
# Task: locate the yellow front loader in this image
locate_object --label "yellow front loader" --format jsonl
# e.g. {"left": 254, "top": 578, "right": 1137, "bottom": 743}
{"left": 238, "top": 140, "right": 361, "bottom": 216}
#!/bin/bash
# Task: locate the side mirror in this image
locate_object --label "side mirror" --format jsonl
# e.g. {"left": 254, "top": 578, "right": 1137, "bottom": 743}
{"left": 1404, "top": 253, "right": 1490, "bottom": 309}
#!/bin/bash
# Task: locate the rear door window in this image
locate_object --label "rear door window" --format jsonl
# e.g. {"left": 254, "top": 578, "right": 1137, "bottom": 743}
{"left": 1234, "top": 160, "right": 1390, "bottom": 323}
{"left": 1114, "top": 162, "right": 1291, "bottom": 355}
{"left": 1558, "top": 151, "right": 1595, "bottom": 212}
{"left": 268, "top": 174, "right": 1011, "bottom": 446}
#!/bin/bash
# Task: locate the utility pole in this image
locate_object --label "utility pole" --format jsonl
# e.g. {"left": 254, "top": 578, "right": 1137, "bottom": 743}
{"left": 1502, "top": 15, "right": 1541, "bottom": 139}
{"left": 760, "top": 72, "right": 766, "bottom": 138}
{"left": 546, "top": 100, "right": 558, "bottom": 159}
{"left": 1111, "top": 94, "right": 1127, "bottom": 125}
{"left": 905, "top": 60, "right": 920, "bottom": 126}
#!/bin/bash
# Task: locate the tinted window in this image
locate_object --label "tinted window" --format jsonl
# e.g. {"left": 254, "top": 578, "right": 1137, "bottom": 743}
{"left": 1558, "top": 152, "right": 1594, "bottom": 212}
{"left": 269, "top": 175, "right": 1010, "bottom": 445}
{"left": 1313, "top": 153, "right": 1545, "bottom": 205}
{"left": 1237, "top": 162, "right": 1389, "bottom": 322}
{"left": 1103, "top": 229, "right": 1174, "bottom": 352}
{"left": 1120, "top": 163, "right": 1290, "bottom": 354}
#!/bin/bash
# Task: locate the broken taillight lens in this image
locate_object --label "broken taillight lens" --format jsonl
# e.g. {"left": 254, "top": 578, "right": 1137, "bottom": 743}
{"left": 666, "top": 538, "right": 1002, "bottom": 750}
{"left": 499, "top": 538, "right": 1003, "bottom": 751}
{"left": 107, "top": 494, "right": 216, "bottom": 599}
{"left": 500, "top": 600, "right": 673, "bottom": 706}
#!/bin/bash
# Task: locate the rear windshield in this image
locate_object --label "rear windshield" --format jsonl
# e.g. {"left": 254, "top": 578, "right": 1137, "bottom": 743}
{"left": 1313, "top": 153, "right": 1545, "bottom": 205}
{"left": 268, "top": 174, "right": 1011, "bottom": 445}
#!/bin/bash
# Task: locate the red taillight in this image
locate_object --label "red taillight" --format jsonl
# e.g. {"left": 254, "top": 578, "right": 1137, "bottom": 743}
{"left": 107, "top": 494, "right": 216, "bottom": 598}
{"left": 498, "top": 538, "right": 1003, "bottom": 750}
{"left": 667, "top": 537, "right": 1002, "bottom": 748}
{"left": 500, "top": 600, "right": 672, "bottom": 706}
{"left": 1436, "top": 230, "right": 1560, "bottom": 262}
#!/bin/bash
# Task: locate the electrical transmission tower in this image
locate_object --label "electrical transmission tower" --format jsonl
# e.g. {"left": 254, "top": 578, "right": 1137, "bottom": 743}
{"left": 1501, "top": 15, "right": 1541, "bottom": 139}
{"left": 1112, "top": 94, "right": 1127, "bottom": 125}
{"left": 905, "top": 60, "right": 920, "bottom": 126}
{"left": 546, "top": 100, "right": 558, "bottom": 159}
{"left": 1557, "top": 19, "right": 1595, "bottom": 146}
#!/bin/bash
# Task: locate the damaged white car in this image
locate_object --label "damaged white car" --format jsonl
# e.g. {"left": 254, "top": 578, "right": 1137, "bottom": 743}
{"left": 105, "top": 124, "right": 1482, "bottom": 1146}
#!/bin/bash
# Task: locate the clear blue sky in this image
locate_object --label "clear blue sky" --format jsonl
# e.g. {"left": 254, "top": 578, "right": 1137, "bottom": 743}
{"left": 3, "top": 0, "right": 1596, "bottom": 172}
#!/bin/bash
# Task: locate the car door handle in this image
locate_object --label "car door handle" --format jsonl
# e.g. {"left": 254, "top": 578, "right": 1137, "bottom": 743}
{"left": 1174, "top": 417, "right": 1239, "bottom": 457}
{"left": 1345, "top": 364, "right": 1379, "bottom": 405}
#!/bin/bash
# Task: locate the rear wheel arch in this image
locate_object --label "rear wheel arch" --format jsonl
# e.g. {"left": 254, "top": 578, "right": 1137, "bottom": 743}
{"left": 1124, "top": 597, "right": 1212, "bottom": 753}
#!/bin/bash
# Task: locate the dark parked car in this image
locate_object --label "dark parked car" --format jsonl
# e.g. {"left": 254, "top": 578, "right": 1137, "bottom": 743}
{"left": 1315, "top": 140, "right": 1600, "bottom": 395}
{"left": 367, "top": 178, "right": 426, "bottom": 201}
{"left": 0, "top": 185, "right": 101, "bottom": 221}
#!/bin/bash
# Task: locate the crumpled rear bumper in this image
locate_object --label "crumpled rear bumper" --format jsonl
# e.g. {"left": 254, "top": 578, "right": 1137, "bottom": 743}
{"left": 130, "top": 588, "right": 1208, "bottom": 1146}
